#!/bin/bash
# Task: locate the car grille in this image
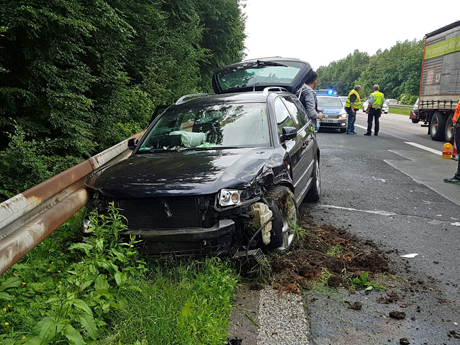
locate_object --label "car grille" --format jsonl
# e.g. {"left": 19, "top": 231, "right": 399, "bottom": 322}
{"left": 118, "top": 196, "right": 212, "bottom": 230}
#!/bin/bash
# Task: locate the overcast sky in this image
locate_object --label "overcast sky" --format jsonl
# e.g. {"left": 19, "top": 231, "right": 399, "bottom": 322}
{"left": 242, "top": 0, "right": 459, "bottom": 70}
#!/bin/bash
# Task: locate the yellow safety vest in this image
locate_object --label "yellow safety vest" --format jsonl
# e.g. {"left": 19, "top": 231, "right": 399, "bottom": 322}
{"left": 370, "top": 91, "right": 384, "bottom": 109}
{"left": 345, "top": 89, "right": 361, "bottom": 109}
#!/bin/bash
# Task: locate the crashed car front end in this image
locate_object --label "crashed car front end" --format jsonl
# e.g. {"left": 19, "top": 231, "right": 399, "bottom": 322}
{"left": 85, "top": 157, "right": 291, "bottom": 257}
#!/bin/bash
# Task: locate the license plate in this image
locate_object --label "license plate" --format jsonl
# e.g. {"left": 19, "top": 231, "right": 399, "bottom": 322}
{"left": 322, "top": 119, "right": 333, "bottom": 123}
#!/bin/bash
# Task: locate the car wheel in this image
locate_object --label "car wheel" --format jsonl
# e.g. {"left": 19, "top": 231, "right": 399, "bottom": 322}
{"left": 430, "top": 111, "right": 446, "bottom": 141}
{"left": 411, "top": 118, "right": 419, "bottom": 123}
{"left": 263, "top": 185, "right": 297, "bottom": 252}
{"left": 305, "top": 155, "right": 321, "bottom": 202}
{"left": 340, "top": 128, "right": 346, "bottom": 133}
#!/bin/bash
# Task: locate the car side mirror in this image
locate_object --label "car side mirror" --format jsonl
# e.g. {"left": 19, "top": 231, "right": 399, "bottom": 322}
{"left": 128, "top": 138, "right": 139, "bottom": 150}
{"left": 280, "top": 127, "right": 297, "bottom": 142}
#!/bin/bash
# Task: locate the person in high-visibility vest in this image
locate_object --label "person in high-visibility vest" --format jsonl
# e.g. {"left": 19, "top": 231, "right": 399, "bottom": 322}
{"left": 364, "top": 84, "right": 385, "bottom": 136}
{"left": 344, "top": 85, "right": 361, "bottom": 134}
{"left": 444, "top": 100, "right": 460, "bottom": 184}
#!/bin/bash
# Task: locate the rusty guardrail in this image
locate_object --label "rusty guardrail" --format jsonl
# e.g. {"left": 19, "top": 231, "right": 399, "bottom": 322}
{"left": 0, "top": 132, "right": 144, "bottom": 275}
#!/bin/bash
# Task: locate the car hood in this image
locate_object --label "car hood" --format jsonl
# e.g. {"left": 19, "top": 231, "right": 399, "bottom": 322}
{"left": 89, "top": 148, "right": 276, "bottom": 198}
{"left": 322, "top": 107, "right": 345, "bottom": 116}
{"left": 212, "top": 57, "right": 312, "bottom": 94}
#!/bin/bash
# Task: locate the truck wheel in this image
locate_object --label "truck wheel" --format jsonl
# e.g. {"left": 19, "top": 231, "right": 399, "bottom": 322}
{"left": 263, "top": 186, "right": 297, "bottom": 252}
{"left": 430, "top": 112, "right": 446, "bottom": 141}
{"left": 411, "top": 119, "right": 420, "bottom": 124}
{"left": 445, "top": 114, "right": 454, "bottom": 144}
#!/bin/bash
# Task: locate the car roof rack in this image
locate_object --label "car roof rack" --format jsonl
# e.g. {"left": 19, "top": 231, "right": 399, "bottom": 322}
{"left": 175, "top": 93, "right": 212, "bottom": 105}
{"left": 262, "top": 87, "right": 288, "bottom": 96}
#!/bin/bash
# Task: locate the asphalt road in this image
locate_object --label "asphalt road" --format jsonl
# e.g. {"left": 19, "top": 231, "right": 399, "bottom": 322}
{"left": 229, "top": 111, "right": 460, "bottom": 345}
{"left": 302, "top": 111, "right": 460, "bottom": 344}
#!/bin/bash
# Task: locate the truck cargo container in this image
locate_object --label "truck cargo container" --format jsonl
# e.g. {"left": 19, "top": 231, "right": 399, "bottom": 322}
{"left": 411, "top": 20, "right": 460, "bottom": 142}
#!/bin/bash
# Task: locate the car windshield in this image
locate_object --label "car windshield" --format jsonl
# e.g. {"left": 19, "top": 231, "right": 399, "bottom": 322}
{"left": 317, "top": 97, "right": 343, "bottom": 108}
{"left": 215, "top": 61, "right": 304, "bottom": 91}
{"left": 137, "top": 102, "right": 270, "bottom": 152}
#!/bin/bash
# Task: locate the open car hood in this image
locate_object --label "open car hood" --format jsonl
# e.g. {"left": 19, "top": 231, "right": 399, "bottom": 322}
{"left": 212, "top": 57, "right": 312, "bottom": 95}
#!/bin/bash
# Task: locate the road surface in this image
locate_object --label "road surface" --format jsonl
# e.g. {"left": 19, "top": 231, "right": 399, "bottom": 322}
{"left": 228, "top": 111, "right": 460, "bottom": 345}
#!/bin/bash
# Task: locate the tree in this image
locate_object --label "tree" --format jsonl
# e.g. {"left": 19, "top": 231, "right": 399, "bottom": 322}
{"left": 0, "top": 0, "right": 246, "bottom": 201}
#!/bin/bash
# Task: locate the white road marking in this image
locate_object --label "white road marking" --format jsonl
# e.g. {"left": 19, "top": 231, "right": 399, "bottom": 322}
{"left": 404, "top": 142, "right": 442, "bottom": 155}
{"left": 320, "top": 205, "right": 397, "bottom": 216}
{"left": 401, "top": 253, "right": 419, "bottom": 258}
{"left": 355, "top": 124, "right": 369, "bottom": 131}
{"left": 372, "top": 177, "right": 386, "bottom": 183}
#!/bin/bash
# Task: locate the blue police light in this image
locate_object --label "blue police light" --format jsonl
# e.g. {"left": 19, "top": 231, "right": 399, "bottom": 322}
{"left": 327, "top": 89, "right": 333, "bottom": 95}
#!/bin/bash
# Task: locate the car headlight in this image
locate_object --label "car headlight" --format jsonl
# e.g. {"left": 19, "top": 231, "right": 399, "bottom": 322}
{"left": 338, "top": 110, "right": 347, "bottom": 119}
{"left": 218, "top": 189, "right": 242, "bottom": 206}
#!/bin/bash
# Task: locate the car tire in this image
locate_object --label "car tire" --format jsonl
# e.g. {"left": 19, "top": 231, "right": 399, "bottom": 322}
{"left": 430, "top": 111, "right": 446, "bottom": 141}
{"left": 411, "top": 118, "right": 419, "bottom": 123}
{"left": 263, "top": 185, "right": 297, "bottom": 252}
{"left": 340, "top": 128, "right": 346, "bottom": 133}
{"left": 305, "top": 155, "right": 321, "bottom": 202}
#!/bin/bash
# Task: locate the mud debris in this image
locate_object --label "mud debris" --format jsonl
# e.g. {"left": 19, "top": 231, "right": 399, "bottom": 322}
{"left": 346, "top": 301, "right": 363, "bottom": 310}
{"left": 449, "top": 330, "right": 460, "bottom": 339}
{"left": 389, "top": 311, "right": 407, "bottom": 320}
{"left": 399, "top": 338, "right": 410, "bottom": 344}
{"left": 268, "top": 219, "right": 390, "bottom": 294}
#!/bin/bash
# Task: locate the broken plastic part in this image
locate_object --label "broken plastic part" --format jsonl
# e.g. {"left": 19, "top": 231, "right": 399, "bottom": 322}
{"left": 249, "top": 202, "right": 273, "bottom": 245}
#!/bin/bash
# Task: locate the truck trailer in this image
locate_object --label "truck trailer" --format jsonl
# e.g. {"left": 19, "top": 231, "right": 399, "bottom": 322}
{"left": 411, "top": 20, "right": 460, "bottom": 142}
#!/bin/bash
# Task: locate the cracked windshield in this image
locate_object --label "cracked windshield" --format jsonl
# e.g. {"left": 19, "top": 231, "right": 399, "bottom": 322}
{"left": 138, "top": 103, "right": 270, "bottom": 151}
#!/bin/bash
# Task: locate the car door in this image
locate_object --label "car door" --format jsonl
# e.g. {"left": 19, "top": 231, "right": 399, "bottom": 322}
{"left": 282, "top": 96, "right": 316, "bottom": 200}
{"left": 273, "top": 96, "right": 314, "bottom": 201}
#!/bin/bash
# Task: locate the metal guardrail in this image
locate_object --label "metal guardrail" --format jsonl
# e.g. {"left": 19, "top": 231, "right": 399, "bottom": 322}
{"left": 0, "top": 132, "right": 144, "bottom": 275}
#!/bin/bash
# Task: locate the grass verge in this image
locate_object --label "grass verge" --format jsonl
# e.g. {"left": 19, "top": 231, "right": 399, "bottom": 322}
{"left": 98, "top": 258, "right": 238, "bottom": 345}
{"left": 0, "top": 206, "right": 238, "bottom": 345}
{"left": 388, "top": 107, "right": 411, "bottom": 116}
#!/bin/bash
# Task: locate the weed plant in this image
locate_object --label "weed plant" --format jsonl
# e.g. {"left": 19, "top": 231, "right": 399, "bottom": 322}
{"left": 99, "top": 258, "right": 238, "bottom": 345}
{"left": 0, "top": 204, "right": 239, "bottom": 344}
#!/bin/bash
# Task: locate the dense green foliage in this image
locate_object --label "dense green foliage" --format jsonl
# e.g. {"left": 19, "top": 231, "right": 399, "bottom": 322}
{"left": 0, "top": 206, "right": 238, "bottom": 344}
{"left": 99, "top": 259, "right": 238, "bottom": 344}
{"left": 317, "top": 40, "right": 424, "bottom": 105}
{"left": 0, "top": 0, "right": 246, "bottom": 201}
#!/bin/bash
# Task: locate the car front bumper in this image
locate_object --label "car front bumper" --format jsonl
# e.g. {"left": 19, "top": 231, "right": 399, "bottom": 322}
{"left": 320, "top": 118, "right": 347, "bottom": 129}
{"left": 121, "top": 219, "right": 235, "bottom": 242}
{"left": 120, "top": 219, "right": 238, "bottom": 256}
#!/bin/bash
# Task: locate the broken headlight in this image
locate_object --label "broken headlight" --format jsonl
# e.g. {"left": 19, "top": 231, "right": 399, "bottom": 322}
{"left": 218, "top": 189, "right": 244, "bottom": 207}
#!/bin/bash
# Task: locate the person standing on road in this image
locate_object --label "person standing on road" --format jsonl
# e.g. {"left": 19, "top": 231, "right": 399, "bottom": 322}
{"left": 364, "top": 85, "right": 385, "bottom": 136}
{"left": 297, "top": 71, "right": 324, "bottom": 131}
{"left": 444, "top": 100, "right": 460, "bottom": 184}
{"left": 344, "top": 85, "right": 362, "bottom": 134}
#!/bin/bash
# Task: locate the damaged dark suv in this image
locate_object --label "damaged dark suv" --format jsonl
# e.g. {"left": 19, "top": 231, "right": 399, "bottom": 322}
{"left": 85, "top": 58, "right": 321, "bottom": 256}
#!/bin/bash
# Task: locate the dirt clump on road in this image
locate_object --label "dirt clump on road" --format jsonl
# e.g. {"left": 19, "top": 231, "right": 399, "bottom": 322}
{"left": 268, "top": 217, "right": 391, "bottom": 294}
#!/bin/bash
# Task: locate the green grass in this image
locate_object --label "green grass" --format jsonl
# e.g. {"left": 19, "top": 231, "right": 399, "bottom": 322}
{"left": 388, "top": 107, "right": 411, "bottom": 115}
{"left": 99, "top": 258, "right": 238, "bottom": 345}
{"left": 0, "top": 206, "right": 239, "bottom": 345}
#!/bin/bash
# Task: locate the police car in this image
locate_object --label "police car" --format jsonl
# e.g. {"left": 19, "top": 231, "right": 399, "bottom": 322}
{"left": 316, "top": 92, "right": 347, "bottom": 133}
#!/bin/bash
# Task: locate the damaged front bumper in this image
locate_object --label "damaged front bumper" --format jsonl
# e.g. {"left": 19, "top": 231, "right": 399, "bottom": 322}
{"left": 119, "top": 219, "right": 238, "bottom": 256}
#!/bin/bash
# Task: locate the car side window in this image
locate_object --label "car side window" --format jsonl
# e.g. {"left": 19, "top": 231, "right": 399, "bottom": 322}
{"left": 282, "top": 96, "right": 306, "bottom": 127}
{"left": 274, "top": 97, "right": 295, "bottom": 132}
